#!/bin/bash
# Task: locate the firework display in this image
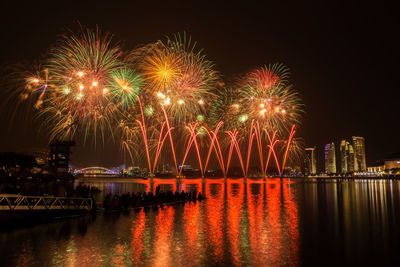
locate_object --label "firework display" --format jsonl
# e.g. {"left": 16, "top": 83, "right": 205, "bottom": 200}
{"left": 15, "top": 27, "right": 305, "bottom": 176}
{"left": 139, "top": 33, "right": 218, "bottom": 125}
{"left": 23, "top": 28, "right": 127, "bottom": 142}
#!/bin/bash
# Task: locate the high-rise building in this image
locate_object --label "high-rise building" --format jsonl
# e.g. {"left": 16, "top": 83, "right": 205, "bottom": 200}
{"left": 340, "top": 140, "right": 348, "bottom": 173}
{"left": 325, "top": 142, "right": 336, "bottom": 174}
{"left": 304, "top": 147, "right": 317, "bottom": 175}
{"left": 340, "top": 140, "right": 355, "bottom": 173}
{"left": 348, "top": 144, "right": 355, "bottom": 172}
{"left": 352, "top": 136, "right": 366, "bottom": 171}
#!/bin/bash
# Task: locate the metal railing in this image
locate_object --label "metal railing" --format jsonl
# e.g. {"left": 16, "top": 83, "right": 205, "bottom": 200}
{"left": 0, "top": 194, "right": 93, "bottom": 211}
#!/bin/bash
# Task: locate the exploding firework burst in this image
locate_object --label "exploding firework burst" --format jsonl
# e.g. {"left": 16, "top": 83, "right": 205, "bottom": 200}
{"left": 208, "top": 87, "right": 249, "bottom": 132}
{"left": 108, "top": 67, "right": 144, "bottom": 108}
{"left": 25, "top": 28, "right": 135, "bottom": 143}
{"left": 141, "top": 44, "right": 181, "bottom": 91}
{"left": 141, "top": 33, "right": 219, "bottom": 124}
{"left": 239, "top": 63, "right": 303, "bottom": 134}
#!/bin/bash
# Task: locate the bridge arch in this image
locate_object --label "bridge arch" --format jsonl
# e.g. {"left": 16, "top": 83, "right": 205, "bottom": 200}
{"left": 74, "top": 166, "right": 113, "bottom": 175}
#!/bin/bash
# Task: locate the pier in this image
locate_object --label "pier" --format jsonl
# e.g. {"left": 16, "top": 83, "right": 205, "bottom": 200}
{"left": 0, "top": 194, "right": 93, "bottom": 211}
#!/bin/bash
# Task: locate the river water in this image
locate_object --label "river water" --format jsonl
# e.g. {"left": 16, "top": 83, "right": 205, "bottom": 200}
{"left": 1, "top": 178, "right": 399, "bottom": 266}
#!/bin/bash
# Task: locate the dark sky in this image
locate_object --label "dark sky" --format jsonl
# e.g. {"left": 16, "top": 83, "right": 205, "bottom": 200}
{"left": 0, "top": 1, "right": 398, "bottom": 170}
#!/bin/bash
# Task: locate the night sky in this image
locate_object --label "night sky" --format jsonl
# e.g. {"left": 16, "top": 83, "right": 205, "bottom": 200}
{"left": 0, "top": 1, "right": 398, "bottom": 171}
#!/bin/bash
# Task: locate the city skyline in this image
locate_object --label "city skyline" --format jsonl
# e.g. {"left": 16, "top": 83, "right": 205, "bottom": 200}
{"left": 306, "top": 136, "right": 367, "bottom": 174}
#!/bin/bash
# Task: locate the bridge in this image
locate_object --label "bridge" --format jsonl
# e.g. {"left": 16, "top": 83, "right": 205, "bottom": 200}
{"left": 73, "top": 166, "right": 122, "bottom": 176}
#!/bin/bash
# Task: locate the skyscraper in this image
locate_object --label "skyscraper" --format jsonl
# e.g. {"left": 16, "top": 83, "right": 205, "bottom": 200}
{"left": 325, "top": 142, "right": 336, "bottom": 174}
{"left": 340, "top": 140, "right": 355, "bottom": 173}
{"left": 348, "top": 144, "right": 355, "bottom": 172}
{"left": 305, "top": 147, "right": 317, "bottom": 175}
{"left": 352, "top": 136, "right": 366, "bottom": 171}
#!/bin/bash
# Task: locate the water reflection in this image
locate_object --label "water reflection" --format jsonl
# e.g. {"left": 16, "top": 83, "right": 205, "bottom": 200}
{"left": 152, "top": 206, "right": 175, "bottom": 266}
{"left": 1, "top": 178, "right": 400, "bottom": 266}
{"left": 131, "top": 210, "right": 146, "bottom": 265}
{"left": 183, "top": 201, "right": 201, "bottom": 265}
{"left": 226, "top": 179, "right": 244, "bottom": 264}
{"left": 204, "top": 179, "right": 225, "bottom": 263}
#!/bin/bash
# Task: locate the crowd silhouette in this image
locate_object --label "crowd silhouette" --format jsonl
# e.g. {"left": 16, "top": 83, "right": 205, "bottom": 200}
{"left": 102, "top": 186, "right": 203, "bottom": 211}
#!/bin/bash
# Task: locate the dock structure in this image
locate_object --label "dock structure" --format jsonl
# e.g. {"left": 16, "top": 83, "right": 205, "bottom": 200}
{"left": 0, "top": 194, "right": 93, "bottom": 211}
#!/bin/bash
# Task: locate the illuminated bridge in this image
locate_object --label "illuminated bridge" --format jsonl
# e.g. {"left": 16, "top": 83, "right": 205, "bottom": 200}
{"left": 73, "top": 166, "right": 123, "bottom": 176}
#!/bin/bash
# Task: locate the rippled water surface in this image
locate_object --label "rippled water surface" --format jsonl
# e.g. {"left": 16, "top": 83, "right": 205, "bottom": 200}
{"left": 1, "top": 178, "right": 400, "bottom": 266}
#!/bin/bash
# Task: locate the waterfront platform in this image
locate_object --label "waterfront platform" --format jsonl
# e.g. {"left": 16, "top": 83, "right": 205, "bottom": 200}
{"left": 0, "top": 194, "right": 94, "bottom": 230}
